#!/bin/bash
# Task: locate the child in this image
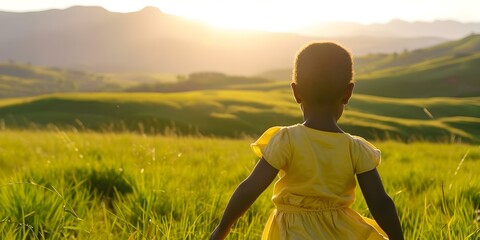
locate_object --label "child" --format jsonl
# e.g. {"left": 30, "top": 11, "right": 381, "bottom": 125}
{"left": 210, "top": 42, "right": 403, "bottom": 240}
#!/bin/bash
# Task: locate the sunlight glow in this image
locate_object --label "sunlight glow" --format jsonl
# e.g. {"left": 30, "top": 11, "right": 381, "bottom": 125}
{"left": 147, "top": 0, "right": 435, "bottom": 31}
{"left": 151, "top": 1, "right": 336, "bottom": 31}
{"left": 148, "top": 1, "right": 300, "bottom": 31}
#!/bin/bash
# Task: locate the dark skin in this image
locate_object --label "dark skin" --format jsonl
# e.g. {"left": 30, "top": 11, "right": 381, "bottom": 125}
{"left": 210, "top": 158, "right": 278, "bottom": 240}
{"left": 210, "top": 82, "right": 403, "bottom": 240}
{"left": 357, "top": 169, "right": 404, "bottom": 240}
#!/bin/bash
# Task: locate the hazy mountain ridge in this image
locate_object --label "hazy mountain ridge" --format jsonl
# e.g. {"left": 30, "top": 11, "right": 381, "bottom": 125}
{"left": 297, "top": 19, "right": 480, "bottom": 39}
{"left": 0, "top": 6, "right": 451, "bottom": 75}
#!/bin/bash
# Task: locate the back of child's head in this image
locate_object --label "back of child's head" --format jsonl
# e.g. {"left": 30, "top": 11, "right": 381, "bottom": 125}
{"left": 293, "top": 42, "right": 353, "bottom": 105}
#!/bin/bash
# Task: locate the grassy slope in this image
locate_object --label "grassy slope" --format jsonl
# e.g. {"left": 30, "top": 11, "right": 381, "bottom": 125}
{"left": 0, "top": 63, "right": 127, "bottom": 98}
{"left": 0, "top": 130, "right": 478, "bottom": 239}
{"left": 354, "top": 53, "right": 480, "bottom": 97}
{"left": 259, "top": 34, "right": 480, "bottom": 98}
{"left": 0, "top": 64, "right": 287, "bottom": 97}
{"left": 0, "top": 91, "right": 478, "bottom": 142}
{"left": 0, "top": 91, "right": 300, "bottom": 137}
{"left": 123, "top": 72, "right": 285, "bottom": 92}
{"left": 352, "top": 34, "right": 480, "bottom": 98}
{"left": 355, "top": 34, "right": 480, "bottom": 73}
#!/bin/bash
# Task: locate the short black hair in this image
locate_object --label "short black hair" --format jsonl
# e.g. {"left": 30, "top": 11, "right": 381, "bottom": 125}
{"left": 293, "top": 42, "right": 353, "bottom": 104}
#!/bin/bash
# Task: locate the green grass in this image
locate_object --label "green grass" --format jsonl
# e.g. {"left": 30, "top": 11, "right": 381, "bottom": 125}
{"left": 0, "top": 91, "right": 478, "bottom": 143}
{"left": 0, "top": 129, "right": 479, "bottom": 239}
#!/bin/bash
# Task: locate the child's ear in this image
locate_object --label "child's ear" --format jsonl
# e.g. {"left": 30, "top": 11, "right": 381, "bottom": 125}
{"left": 291, "top": 82, "right": 302, "bottom": 104}
{"left": 342, "top": 82, "right": 354, "bottom": 104}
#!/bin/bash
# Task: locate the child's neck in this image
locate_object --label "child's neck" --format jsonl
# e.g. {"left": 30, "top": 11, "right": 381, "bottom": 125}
{"left": 301, "top": 104, "right": 343, "bottom": 133}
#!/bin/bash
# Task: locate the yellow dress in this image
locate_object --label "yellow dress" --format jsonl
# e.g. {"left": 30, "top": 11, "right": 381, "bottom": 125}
{"left": 251, "top": 124, "right": 388, "bottom": 240}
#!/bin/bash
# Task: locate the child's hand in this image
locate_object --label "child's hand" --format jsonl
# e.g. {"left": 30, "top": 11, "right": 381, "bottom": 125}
{"left": 210, "top": 225, "right": 230, "bottom": 240}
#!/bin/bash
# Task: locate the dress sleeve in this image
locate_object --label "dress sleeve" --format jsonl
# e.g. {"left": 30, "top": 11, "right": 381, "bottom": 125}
{"left": 352, "top": 136, "right": 381, "bottom": 174}
{"left": 251, "top": 126, "right": 291, "bottom": 170}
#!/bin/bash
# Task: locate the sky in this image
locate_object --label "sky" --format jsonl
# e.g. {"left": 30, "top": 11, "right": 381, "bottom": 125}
{"left": 1, "top": 0, "right": 479, "bottom": 31}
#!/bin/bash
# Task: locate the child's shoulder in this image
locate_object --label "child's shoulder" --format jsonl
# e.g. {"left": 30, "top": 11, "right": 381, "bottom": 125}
{"left": 347, "top": 134, "right": 378, "bottom": 150}
{"left": 347, "top": 134, "right": 381, "bottom": 173}
{"left": 259, "top": 124, "right": 301, "bottom": 137}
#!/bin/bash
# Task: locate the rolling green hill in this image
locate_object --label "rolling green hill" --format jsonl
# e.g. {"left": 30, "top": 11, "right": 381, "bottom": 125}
{"left": 355, "top": 34, "right": 480, "bottom": 73}
{"left": 0, "top": 62, "right": 127, "bottom": 98}
{"left": 0, "top": 91, "right": 478, "bottom": 142}
{"left": 0, "top": 63, "right": 289, "bottom": 98}
{"left": 124, "top": 72, "right": 285, "bottom": 92}
{"left": 354, "top": 52, "right": 480, "bottom": 97}
{"left": 259, "top": 34, "right": 480, "bottom": 98}
{"left": 349, "top": 34, "right": 480, "bottom": 98}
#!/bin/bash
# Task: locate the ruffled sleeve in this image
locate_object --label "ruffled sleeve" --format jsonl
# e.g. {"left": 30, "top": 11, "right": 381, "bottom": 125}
{"left": 351, "top": 136, "right": 381, "bottom": 174}
{"left": 251, "top": 126, "right": 292, "bottom": 170}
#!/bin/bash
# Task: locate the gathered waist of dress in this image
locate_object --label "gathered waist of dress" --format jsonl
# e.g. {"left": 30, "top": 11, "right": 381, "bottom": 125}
{"left": 273, "top": 192, "right": 352, "bottom": 213}
{"left": 275, "top": 203, "right": 347, "bottom": 213}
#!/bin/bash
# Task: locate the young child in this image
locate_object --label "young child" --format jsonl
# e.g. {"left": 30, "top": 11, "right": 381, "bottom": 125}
{"left": 210, "top": 42, "right": 403, "bottom": 240}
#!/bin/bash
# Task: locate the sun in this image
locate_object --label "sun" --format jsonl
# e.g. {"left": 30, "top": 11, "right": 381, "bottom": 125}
{"left": 151, "top": 1, "right": 311, "bottom": 32}
{"left": 151, "top": 0, "right": 395, "bottom": 32}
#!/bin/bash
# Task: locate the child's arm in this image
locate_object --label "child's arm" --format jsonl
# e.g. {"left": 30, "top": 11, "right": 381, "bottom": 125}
{"left": 357, "top": 168, "right": 404, "bottom": 240}
{"left": 210, "top": 157, "right": 279, "bottom": 240}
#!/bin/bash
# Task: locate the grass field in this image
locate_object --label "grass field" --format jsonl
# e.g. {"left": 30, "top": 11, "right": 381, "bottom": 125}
{"left": 0, "top": 129, "right": 479, "bottom": 239}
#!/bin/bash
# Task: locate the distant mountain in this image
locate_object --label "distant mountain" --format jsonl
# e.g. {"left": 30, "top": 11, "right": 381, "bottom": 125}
{"left": 296, "top": 19, "right": 480, "bottom": 39}
{"left": 0, "top": 6, "right": 447, "bottom": 75}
